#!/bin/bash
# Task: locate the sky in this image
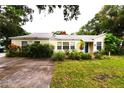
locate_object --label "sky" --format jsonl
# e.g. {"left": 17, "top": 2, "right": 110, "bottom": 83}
{"left": 1, "top": 0, "right": 124, "bottom": 34}
{"left": 22, "top": 5, "right": 104, "bottom": 34}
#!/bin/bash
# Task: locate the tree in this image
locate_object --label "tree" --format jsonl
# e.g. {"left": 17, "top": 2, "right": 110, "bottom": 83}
{"left": 105, "top": 33, "right": 122, "bottom": 54}
{"left": 52, "top": 31, "right": 67, "bottom": 35}
{"left": 0, "top": 5, "right": 33, "bottom": 47}
{"left": 0, "top": 5, "right": 80, "bottom": 47}
{"left": 37, "top": 5, "right": 80, "bottom": 21}
{"left": 77, "top": 5, "right": 124, "bottom": 37}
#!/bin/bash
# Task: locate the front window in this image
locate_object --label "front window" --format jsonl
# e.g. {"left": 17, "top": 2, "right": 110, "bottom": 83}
{"left": 57, "top": 42, "right": 62, "bottom": 50}
{"left": 22, "top": 41, "right": 28, "bottom": 47}
{"left": 70, "top": 42, "right": 75, "bottom": 49}
{"left": 97, "top": 42, "right": 101, "bottom": 50}
{"left": 63, "top": 42, "right": 69, "bottom": 50}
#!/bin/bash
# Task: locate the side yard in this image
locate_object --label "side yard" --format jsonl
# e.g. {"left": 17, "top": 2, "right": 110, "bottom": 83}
{"left": 50, "top": 56, "right": 124, "bottom": 88}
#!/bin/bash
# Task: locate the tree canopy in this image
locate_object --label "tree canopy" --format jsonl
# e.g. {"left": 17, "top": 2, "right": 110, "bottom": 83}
{"left": 37, "top": 5, "right": 80, "bottom": 21}
{"left": 0, "top": 5, "right": 80, "bottom": 47}
{"left": 0, "top": 5, "right": 80, "bottom": 38}
{"left": 77, "top": 5, "right": 124, "bottom": 37}
{"left": 0, "top": 5, "right": 33, "bottom": 38}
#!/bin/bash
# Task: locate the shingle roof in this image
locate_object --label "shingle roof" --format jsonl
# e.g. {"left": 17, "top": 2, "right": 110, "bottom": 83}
{"left": 10, "top": 33, "right": 105, "bottom": 42}
{"left": 10, "top": 33, "right": 53, "bottom": 40}
{"left": 54, "top": 35, "right": 97, "bottom": 41}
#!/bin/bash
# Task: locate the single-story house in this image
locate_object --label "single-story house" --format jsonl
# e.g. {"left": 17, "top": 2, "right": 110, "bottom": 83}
{"left": 10, "top": 33, "right": 106, "bottom": 54}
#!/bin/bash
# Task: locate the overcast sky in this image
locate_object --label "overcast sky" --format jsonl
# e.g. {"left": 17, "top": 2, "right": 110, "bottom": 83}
{"left": 22, "top": 5, "right": 103, "bottom": 34}
{"left": 1, "top": 0, "right": 124, "bottom": 34}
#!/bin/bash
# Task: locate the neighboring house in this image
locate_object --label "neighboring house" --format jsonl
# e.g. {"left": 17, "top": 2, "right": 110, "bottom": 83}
{"left": 10, "top": 33, "right": 106, "bottom": 54}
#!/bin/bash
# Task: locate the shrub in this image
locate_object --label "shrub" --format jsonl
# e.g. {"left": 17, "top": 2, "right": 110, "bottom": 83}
{"left": 105, "top": 33, "right": 122, "bottom": 55}
{"left": 18, "top": 46, "right": 30, "bottom": 57}
{"left": 6, "top": 43, "right": 20, "bottom": 57}
{"left": 6, "top": 43, "right": 54, "bottom": 58}
{"left": 28, "top": 43, "right": 54, "bottom": 58}
{"left": 52, "top": 52, "right": 65, "bottom": 61}
{"left": 102, "top": 55, "right": 111, "bottom": 59}
{"left": 118, "top": 48, "right": 124, "bottom": 55}
{"left": 81, "top": 53, "right": 92, "bottom": 60}
{"left": 94, "top": 51, "right": 103, "bottom": 59}
{"left": 68, "top": 51, "right": 82, "bottom": 60}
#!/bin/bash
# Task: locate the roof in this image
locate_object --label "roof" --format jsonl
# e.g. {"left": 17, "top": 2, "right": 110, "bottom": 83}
{"left": 54, "top": 35, "right": 97, "bottom": 41}
{"left": 10, "top": 33, "right": 53, "bottom": 40}
{"left": 10, "top": 33, "right": 105, "bottom": 42}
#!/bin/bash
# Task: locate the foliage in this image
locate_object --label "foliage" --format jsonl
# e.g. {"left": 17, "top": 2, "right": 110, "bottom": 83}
{"left": 51, "top": 56, "right": 124, "bottom": 88}
{"left": 28, "top": 43, "right": 54, "bottom": 58}
{"left": 77, "top": 5, "right": 124, "bottom": 37}
{"left": 0, "top": 5, "right": 80, "bottom": 47}
{"left": 52, "top": 31, "right": 67, "bottom": 35}
{"left": 68, "top": 51, "right": 82, "bottom": 60}
{"left": 6, "top": 43, "right": 20, "bottom": 57}
{"left": 0, "top": 5, "right": 32, "bottom": 47}
{"left": 117, "top": 48, "right": 124, "bottom": 55}
{"left": 6, "top": 43, "right": 54, "bottom": 58}
{"left": 105, "top": 33, "right": 122, "bottom": 54}
{"left": 18, "top": 46, "right": 30, "bottom": 57}
{"left": 81, "top": 53, "right": 92, "bottom": 60}
{"left": 37, "top": 5, "right": 80, "bottom": 21}
{"left": 79, "top": 39, "right": 84, "bottom": 50}
{"left": 52, "top": 52, "right": 65, "bottom": 61}
{"left": 94, "top": 51, "right": 103, "bottom": 59}
{"left": 67, "top": 51, "right": 92, "bottom": 60}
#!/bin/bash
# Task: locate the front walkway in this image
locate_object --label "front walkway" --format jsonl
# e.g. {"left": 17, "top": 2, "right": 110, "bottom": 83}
{"left": 0, "top": 57, "right": 54, "bottom": 88}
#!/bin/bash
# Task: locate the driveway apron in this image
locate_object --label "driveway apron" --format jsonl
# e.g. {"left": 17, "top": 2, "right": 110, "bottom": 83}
{"left": 0, "top": 57, "right": 54, "bottom": 88}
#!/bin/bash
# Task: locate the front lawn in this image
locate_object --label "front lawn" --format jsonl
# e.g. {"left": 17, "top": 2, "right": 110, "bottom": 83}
{"left": 50, "top": 56, "right": 124, "bottom": 88}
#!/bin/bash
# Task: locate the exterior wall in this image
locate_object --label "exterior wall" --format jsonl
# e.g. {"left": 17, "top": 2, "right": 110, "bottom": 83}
{"left": 11, "top": 34, "right": 105, "bottom": 53}
{"left": 93, "top": 35, "right": 105, "bottom": 52}
{"left": 11, "top": 39, "right": 49, "bottom": 47}
{"left": 49, "top": 39, "right": 84, "bottom": 52}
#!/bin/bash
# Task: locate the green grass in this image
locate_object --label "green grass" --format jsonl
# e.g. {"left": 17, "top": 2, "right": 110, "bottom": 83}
{"left": 50, "top": 56, "right": 124, "bottom": 88}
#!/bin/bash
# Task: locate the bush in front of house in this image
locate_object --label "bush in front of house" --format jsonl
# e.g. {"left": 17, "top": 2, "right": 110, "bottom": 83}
{"left": 6, "top": 43, "right": 20, "bottom": 57}
{"left": 6, "top": 43, "right": 54, "bottom": 58}
{"left": 28, "top": 43, "right": 54, "bottom": 58}
{"left": 18, "top": 46, "right": 30, "bottom": 57}
{"left": 52, "top": 52, "right": 65, "bottom": 61}
{"left": 81, "top": 53, "right": 92, "bottom": 60}
{"left": 94, "top": 51, "right": 103, "bottom": 59}
{"left": 68, "top": 50, "right": 82, "bottom": 60}
{"left": 68, "top": 51, "right": 92, "bottom": 60}
{"left": 117, "top": 47, "right": 124, "bottom": 55}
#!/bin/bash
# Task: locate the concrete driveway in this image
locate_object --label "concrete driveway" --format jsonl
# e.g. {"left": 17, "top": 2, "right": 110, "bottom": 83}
{"left": 0, "top": 53, "right": 5, "bottom": 57}
{"left": 0, "top": 57, "right": 54, "bottom": 88}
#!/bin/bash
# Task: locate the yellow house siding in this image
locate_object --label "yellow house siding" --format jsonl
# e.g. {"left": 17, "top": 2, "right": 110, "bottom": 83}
{"left": 12, "top": 39, "right": 49, "bottom": 47}
{"left": 50, "top": 40, "right": 81, "bottom": 52}
{"left": 93, "top": 35, "right": 105, "bottom": 52}
{"left": 11, "top": 34, "right": 105, "bottom": 53}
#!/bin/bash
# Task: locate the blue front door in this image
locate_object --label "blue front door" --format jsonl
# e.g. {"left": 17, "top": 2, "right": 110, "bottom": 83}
{"left": 85, "top": 42, "right": 88, "bottom": 53}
